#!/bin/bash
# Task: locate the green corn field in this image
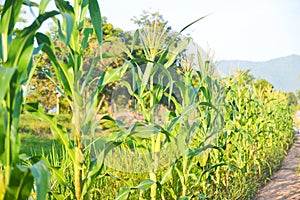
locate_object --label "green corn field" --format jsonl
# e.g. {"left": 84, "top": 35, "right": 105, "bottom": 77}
{"left": 0, "top": 1, "right": 295, "bottom": 199}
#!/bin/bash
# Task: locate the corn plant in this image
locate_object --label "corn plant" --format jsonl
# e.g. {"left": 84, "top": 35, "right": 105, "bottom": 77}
{"left": 197, "top": 71, "right": 295, "bottom": 199}
{"left": 0, "top": 0, "right": 58, "bottom": 199}
{"left": 23, "top": 0, "right": 130, "bottom": 199}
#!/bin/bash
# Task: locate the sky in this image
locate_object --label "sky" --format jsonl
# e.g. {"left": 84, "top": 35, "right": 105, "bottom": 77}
{"left": 10, "top": 0, "right": 300, "bottom": 62}
{"left": 100, "top": 0, "right": 300, "bottom": 61}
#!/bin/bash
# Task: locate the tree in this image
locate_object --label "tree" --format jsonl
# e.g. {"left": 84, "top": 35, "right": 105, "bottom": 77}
{"left": 287, "top": 92, "right": 298, "bottom": 106}
{"left": 254, "top": 78, "right": 274, "bottom": 91}
{"left": 26, "top": 17, "right": 127, "bottom": 113}
{"left": 296, "top": 90, "right": 300, "bottom": 100}
{"left": 26, "top": 54, "right": 57, "bottom": 112}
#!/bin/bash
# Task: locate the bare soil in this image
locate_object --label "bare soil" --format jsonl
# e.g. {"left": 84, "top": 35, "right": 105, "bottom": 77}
{"left": 254, "top": 134, "right": 300, "bottom": 200}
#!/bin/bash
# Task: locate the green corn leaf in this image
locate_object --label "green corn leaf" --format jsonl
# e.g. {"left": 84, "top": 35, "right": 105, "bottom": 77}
{"left": 35, "top": 32, "right": 54, "bottom": 53}
{"left": 23, "top": 0, "right": 39, "bottom": 7}
{"left": 138, "top": 31, "right": 150, "bottom": 59}
{"left": 81, "top": 28, "right": 93, "bottom": 50}
{"left": 168, "top": 94, "right": 182, "bottom": 113}
{"left": 35, "top": 32, "right": 72, "bottom": 97}
{"left": 120, "top": 80, "right": 134, "bottom": 96}
{"left": 0, "top": 0, "right": 23, "bottom": 35}
{"left": 80, "top": 0, "right": 90, "bottom": 23}
{"left": 130, "top": 123, "right": 160, "bottom": 138}
{"left": 178, "top": 196, "right": 191, "bottom": 200}
{"left": 0, "top": 0, "right": 23, "bottom": 62}
{"left": 167, "top": 103, "right": 198, "bottom": 132}
{"left": 30, "top": 160, "right": 49, "bottom": 200}
{"left": 179, "top": 15, "right": 209, "bottom": 34}
{"left": 4, "top": 166, "right": 34, "bottom": 200}
{"left": 26, "top": 10, "right": 60, "bottom": 33}
{"left": 0, "top": 67, "right": 16, "bottom": 102}
{"left": 174, "top": 165, "right": 185, "bottom": 186}
{"left": 133, "top": 179, "right": 155, "bottom": 191}
{"left": 49, "top": 192, "right": 64, "bottom": 200}
{"left": 58, "top": 60, "right": 74, "bottom": 94}
{"left": 90, "top": 140, "right": 122, "bottom": 176}
{"left": 98, "top": 61, "right": 129, "bottom": 91}
{"left": 198, "top": 163, "right": 235, "bottom": 182}
{"left": 164, "top": 38, "right": 190, "bottom": 68}
{"left": 159, "top": 64, "right": 174, "bottom": 104}
{"left": 157, "top": 47, "right": 169, "bottom": 64}
{"left": 89, "top": 0, "right": 102, "bottom": 45}
{"left": 12, "top": 35, "right": 35, "bottom": 73}
{"left": 200, "top": 86, "right": 211, "bottom": 102}
{"left": 175, "top": 81, "right": 188, "bottom": 104}
{"left": 63, "top": 13, "right": 74, "bottom": 45}
{"left": 3, "top": 11, "right": 59, "bottom": 71}
{"left": 188, "top": 144, "right": 217, "bottom": 157}
{"left": 39, "top": 0, "right": 51, "bottom": 14}
{"left": 131, "top": 30, "right": 139, "bottom": 53}
{"left": 23, "top": 45, "right": 44, "bottom": 96}
{"left": 54, "top": 0, "right": 74, "bottom": 46}
{"left": 160, "top": 164, "right": 174, "bottom": 185}
{"left": 141, "top": 62, "right": 153, "bottom": 90}
{"left": 165, "top": 187, "right": 177, "bottom": 199}
{"left": 10, "top": 90, "right": 23, "bottom": 163}
{"left": 199, "top": 194, "right": 207, "bottom": 199}
{"left": 55, "top": 0, "right": 74, "bottom": 14}
{"left": 80, "top": 55, "right": 101, "bottom": 93}
{"left": 55, "top": 18, "right": 66, "bottom": 43}
{"left": 115, "top": 187, "right": 131, "bottom": 200}
{"left": 48, "top": 166, "right": 66, "bottom": 186}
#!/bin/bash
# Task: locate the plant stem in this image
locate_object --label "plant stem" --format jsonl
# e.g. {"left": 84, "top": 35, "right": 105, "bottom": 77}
{"left": 150, "top": 131, "right": 162, "bottom": 199}
{"left": 150, "top": 171, "right": 157, "bottom": 200}
{"left": 5, "top": 85, "right": 11, "bottom": 188}
{"left": 2, "top": 33, "right": 8, "bottom": 62}
{"left": 182, "top": 156, "right": 188, "bottom": 196}
{"left": 74, "top": 106, "right": 83, "bottom": 200}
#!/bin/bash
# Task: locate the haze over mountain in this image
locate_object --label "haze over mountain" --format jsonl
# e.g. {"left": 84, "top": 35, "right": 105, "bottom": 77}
{"left": 217, "top": 54, "right": 300, "bottom": 92}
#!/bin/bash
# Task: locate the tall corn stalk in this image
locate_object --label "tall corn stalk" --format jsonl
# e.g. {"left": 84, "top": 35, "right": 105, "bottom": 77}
{"left": 24, "top": 0, "right": 128, "bottom": 199}
{"left": 110, "top": 15, "right": 208, "bottom": 199}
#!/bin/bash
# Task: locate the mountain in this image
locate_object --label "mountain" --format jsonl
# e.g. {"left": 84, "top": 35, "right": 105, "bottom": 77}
{"left": 217, "top": 54, "right": 300, "bottom": 92}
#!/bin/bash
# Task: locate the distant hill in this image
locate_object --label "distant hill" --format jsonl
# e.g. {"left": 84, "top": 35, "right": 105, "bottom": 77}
{"left": 217, "top": 54, "right": 300, "bottom": 92}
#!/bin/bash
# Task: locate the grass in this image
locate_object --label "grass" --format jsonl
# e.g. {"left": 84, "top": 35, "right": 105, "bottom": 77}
{"left": 19, "top": 133, "right": 59, "bottom": 156}
{"left": 19, "top": 113, "right": 70, "bottom": 156}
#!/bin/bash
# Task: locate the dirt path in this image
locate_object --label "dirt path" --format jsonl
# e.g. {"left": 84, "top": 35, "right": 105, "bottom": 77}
{"left": 254, "top": 134, "right": 300, "bottom": 200}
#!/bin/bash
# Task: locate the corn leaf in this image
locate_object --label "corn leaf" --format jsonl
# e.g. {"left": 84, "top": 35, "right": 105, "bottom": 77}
{"left": 89, "top": 0, "right": 102, "bottom": 45}
{"left": 4, "top": 167, "right": 34, "bottom": 200}
{"left": 115, "top": 187, "right": 131, "bottom": 200}
{"left": 98, "top": 62, "right": 129, "bottom": 91}
{"left": 0, "top": 0, "right": 22, "bottom": 34}
{"left": 0, "top": 67, "right": 16, "bottom": 102}
{"left": 133, "top": 179, "right": 155, "bottom": 191}
{"left": 30, "top": 160, "right": 49, "bottom": 200}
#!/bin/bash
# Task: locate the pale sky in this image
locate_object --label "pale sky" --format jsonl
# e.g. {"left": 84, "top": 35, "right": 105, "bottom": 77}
{"left": 100, "top": 0, "right": 300, "bottom": 61}
{"left": 10, "top": 0, "right": 300, "bottom": 62}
